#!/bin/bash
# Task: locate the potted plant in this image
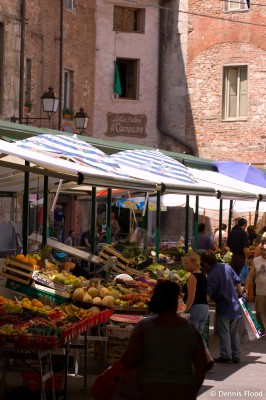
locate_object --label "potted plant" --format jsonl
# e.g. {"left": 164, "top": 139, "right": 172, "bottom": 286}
{"left": 63, "top": 107, "right": 74, "bottom": 119}
{"left": 24, "top": 100, "right": 32, "bottom": 113}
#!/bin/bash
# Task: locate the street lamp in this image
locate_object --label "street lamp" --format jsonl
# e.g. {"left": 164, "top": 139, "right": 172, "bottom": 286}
{"left": 10, "top": 86, "right": 59, "bottom": 124}
{"left": 74, "top": 108, "right": 88, "bottom": 134}
{"left": 41, "top": 86, "right": 59, "bottom": 118}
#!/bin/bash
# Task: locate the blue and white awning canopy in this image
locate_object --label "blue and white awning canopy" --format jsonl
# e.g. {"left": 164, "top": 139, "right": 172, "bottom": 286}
{"left": 110, "top": 149, "right": 197, "bottom": 185}
{"left": 15, "top": 134, "right": 123, "bottom": 175}
{"left": 0, "top": 136, "right": 265, "bottom": 200}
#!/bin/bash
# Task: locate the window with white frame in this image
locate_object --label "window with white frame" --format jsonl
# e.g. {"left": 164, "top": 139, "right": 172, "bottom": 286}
{"left": 113, "top": 6, "right": 145, "bottom": 33}
{"left": 225, "top": 0, "right": 250, "bottom": 11}
{"left": 116, "top": 59, "right": 139, "bottom": 100}
{"left": 65, "top": 0, "right": 74, "bottom": 10}
{"left": 222, "top": 66, "right": 248, "bottom": 120}
{"left": 63, "top": 69, "right": 73, "bottom": 111}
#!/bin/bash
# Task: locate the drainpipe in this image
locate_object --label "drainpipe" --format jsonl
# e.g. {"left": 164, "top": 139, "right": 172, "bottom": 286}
{"left": 158, "top": 2, "right": 194, "bottom": 156}
{"left": 58, "top": 0, "right": 63, "bottom": 130}
{"left": 19, "top": 0, "right": 26, "bottom": 123}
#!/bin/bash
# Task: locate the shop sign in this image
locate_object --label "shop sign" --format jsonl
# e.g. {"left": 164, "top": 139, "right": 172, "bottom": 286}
{"left": 106, "top": 112, "right": 147, "bottom": 137}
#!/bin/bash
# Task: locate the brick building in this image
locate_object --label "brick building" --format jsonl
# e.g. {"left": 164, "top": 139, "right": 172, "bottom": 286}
{"left": 185, "top": 0, "right": 266, "bottom": 167}
{"left": 0, "top": 0, "right": 96, "bottom": 134}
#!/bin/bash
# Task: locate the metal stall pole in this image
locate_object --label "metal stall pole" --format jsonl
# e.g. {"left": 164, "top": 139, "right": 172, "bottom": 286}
{"left": 155, "top": 191, "right": 161, "bottom": 263}
{"left": 22, "top": 161, "right": 30, "bottom": 255}
{"left": 42, "top": 176, "right": 49, "bottom": 247}
{"left": 193, "top": 196, "right": 199, "bottom": 250}
{"left": 91, "top": 186, "right": 97, "bottom": 274}
{"left": 185, "top": 195, "right": 190, "bottom": 254}
{"left": 218, "top": 199, "right": 223, "bottom": 249}
{"left": 107, "top": 189, "right": 112, "bottom": 244}
{"left": 254, "top": 197, "right": 260, "bottom": 228}
{"left": 228, "top": 200, "right": 233, "bottom": 233}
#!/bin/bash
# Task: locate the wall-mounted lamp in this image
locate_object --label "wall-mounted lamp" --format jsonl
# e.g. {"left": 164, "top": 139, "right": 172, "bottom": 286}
{"left": 40, "top": 86, "right": 59, "bottom": 118}
{"left": 10, "top": 86, "right": 59, "bottom": 124}
{"left": 74, "top": 108, "right": 88, "bottom": 134}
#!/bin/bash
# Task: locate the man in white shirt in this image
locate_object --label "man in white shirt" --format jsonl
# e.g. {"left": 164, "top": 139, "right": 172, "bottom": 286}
{"left": 244, "top": 242, "right": 266, "bottom": 334}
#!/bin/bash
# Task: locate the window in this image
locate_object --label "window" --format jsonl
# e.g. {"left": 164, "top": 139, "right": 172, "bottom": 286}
{"left": 225, "top": 0, "right": 250, "bottom": 11}
{"left": 116, "top": 59, "right": 139, "bottom": 99}
{"left": 113, "top": 6, "right": 145, "bottom": 33}
{"left": 222, "top": 66, "right": 248, "bottom": 120}
{"left": 63, "top": 69, "right": 73, "bottom": 109}
{"left": 65, "top": 0, "right": 74, "bottom": 10}
{"left": 0, "top": 23, "right": 4, "bottom": 114}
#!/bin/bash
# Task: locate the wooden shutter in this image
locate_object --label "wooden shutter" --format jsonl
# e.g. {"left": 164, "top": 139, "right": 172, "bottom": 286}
{"left": 228, "top": 68, "right": 238, "bottom": 118}
{"left": 239, "top": 68, "right": 248, "bottom": 117}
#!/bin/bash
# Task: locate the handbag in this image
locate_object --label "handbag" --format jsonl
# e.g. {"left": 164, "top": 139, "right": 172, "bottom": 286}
{"left": 91, "top": 359, "right": 126, "bottom": 400}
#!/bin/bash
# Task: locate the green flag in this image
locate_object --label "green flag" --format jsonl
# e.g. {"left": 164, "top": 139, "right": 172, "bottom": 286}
{"left": 114, "top": 62, "right": 122, "bottom": 96}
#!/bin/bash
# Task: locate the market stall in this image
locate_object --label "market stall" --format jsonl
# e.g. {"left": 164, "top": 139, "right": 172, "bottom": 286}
{"left": 0, "top": 293, "right": 112, "bottom": 400}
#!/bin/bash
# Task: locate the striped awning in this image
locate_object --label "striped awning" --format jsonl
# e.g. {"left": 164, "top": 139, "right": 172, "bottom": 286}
{"left": 110, "top": 149, "right": 197, "bottom": 185}
{"left": 15, "top": 134, "right": 123, "bottom": 175}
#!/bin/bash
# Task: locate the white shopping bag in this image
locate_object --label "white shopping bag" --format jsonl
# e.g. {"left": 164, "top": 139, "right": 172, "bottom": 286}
{"left": 238, "top": 297, "right": 263, "bottom": 344}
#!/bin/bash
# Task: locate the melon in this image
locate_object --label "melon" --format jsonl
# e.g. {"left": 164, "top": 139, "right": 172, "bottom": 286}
{"left": 92, "top": 297, "right": 102, "bottom": 305}
{"left": 102, "top": 295, "right": 115, "bottom": 307}
{"left": 99, "top": 287, "right": 110, "bottom": 298}
{"left": 83, "top": 293, "right": 93, "bottom": 303}
{"left": 87, "top": 287, "right": 99, "bottom": 298}
{"left": 73, "top": 288, "right": 85, "bottom": 302}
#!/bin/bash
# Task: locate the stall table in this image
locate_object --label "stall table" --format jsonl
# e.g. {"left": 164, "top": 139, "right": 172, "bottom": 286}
{"left": 0, "top": 309, "right": 112, "bottom": 400}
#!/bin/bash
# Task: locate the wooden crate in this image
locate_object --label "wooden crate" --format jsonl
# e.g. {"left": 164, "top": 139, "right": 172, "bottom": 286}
{"left": 0, "top": 256, "right": 34, "bottom": 285}
{"left": 98, "top": 245, "right": 143, "bottom": 276}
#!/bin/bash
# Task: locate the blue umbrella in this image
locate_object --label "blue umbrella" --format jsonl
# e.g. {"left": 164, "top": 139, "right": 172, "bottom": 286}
{"left": 213, "top": 161, "right": 266, "bottom": 189}
{"left": 110, "top": 149, "right": 197, "bottom": 184}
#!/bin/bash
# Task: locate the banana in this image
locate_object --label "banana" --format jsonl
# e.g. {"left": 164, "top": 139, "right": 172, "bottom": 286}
{"left": 69, "top": 303, "right": 80, "bottom": 312}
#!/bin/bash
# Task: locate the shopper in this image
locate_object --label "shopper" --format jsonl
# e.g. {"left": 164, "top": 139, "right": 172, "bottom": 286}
{"left": 227, "top": 218, "right": 249, "bottom": 275}
{"left": 247, "top": 225, "right": 258, "bottom": 246}
{"left": 182, "top": 252, "right": 214, "bottom": 371}
{"left": 64, "top": 230, "right": 75, "bottom": 247}
{"left": 80, "top": 229, "right": 91, "bottom": 249}
{"left": 122, "top": 280, "right": 207, "bottom": 400}
{"left": 214, "top": 223, "right": 227, "bottom": 248}
{"left": 192, "top": 223, "right": 214, "bottom": 251}
{"left": 111, "top": 212, "right": 120, "bottom": 241}
{"left": 201, "top": 250, "right": 242, "bottom": 364}
{"left": 244, "top": 242, "right": 266, "bottom": 334}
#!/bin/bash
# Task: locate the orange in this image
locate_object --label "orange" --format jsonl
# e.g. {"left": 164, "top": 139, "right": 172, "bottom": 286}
{"left": 16, "top": 254, "right": 25, "bottom": 261}
{"left": 31, "top": 299, "right": 43, "bottom": 308}
{"left": 27, "top": 258, "right": 37, "bottom": 265}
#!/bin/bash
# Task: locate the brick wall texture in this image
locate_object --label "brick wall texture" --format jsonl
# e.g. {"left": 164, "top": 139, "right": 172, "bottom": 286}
{"left": 186, "top": 0, "right": 266, "bottom": 167}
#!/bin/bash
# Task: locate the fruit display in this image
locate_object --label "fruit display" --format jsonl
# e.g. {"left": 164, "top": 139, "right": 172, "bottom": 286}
{"left": 0, "top": 295, "right": 101, "bottom": 340}
{"left": 144, "top": 263, "right": 190, "bottom": 285}
{"left": 112, "top": 241, "right": 152, "bottom": 268}
{"left": 72, "top": 278, "right": 154, "bottom": 309}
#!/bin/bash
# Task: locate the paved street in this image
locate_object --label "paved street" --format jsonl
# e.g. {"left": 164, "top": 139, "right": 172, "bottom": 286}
{"left": 198, "top": 306, "right": 265, "bottom": 400}
{"left": 66, "top": 303, "right": 266, "bottom": 400}
{"left": 3, "top": 302, "right": 265, "bottom": 399}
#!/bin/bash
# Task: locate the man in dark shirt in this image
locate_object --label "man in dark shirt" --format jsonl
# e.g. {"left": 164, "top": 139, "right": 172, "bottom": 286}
{"left": 80, "top": 230, "right": 91, "bottom": 248}
{"left": 227, "top": 218, "right": 249, "bottom": 276}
